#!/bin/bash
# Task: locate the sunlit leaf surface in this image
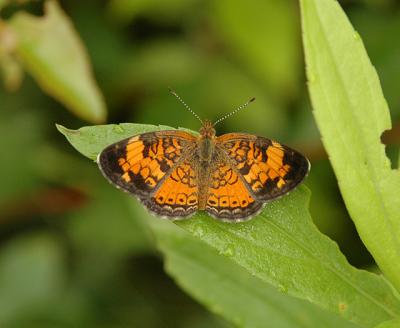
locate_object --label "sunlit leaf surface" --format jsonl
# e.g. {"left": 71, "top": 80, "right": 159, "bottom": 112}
{"left": 153, "top": 220, "right": 359, "bottom": 328}
{"left": 301, "top": 0, "right": 400, "bottom": 291}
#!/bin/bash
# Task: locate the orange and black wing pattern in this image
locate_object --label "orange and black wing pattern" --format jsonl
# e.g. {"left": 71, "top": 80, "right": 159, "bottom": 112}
{"left": 217, "top": 133, "right": 310, "bottom": 204}
{"left": 98, "top": 130, "right": 197, "bottom": 218}
{"left": 206, "top": 159, "right": 263, "bottom": 220}
{"left": 142, "top": 159, "right": 198, "bottom": 218}
{"left": 98, "top": 128, "right": 309, "bottom": 221}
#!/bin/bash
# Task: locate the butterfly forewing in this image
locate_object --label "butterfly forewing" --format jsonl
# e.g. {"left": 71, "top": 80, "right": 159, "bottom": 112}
{"left": 98, "top": 130, "right": 195, "bottom": 199}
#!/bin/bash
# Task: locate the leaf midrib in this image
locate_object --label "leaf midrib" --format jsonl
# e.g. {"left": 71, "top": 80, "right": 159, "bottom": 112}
{"left": 310, "top": 0, "right": 400, "bottom": 262}
{"left": 208, "top": 212, "right": 398, "bottom": 319}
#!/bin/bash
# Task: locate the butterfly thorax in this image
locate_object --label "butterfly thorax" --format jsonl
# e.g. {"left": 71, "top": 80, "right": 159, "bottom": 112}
{"left": 198, "top": 120, "right": 216, "bottom": 162}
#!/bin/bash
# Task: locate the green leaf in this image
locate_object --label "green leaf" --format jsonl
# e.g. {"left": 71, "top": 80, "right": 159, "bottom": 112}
{"left": 152, "top": 220, "right": 359, "bottom": 328}
{"left": 8, "top": 0, "right": 106, "bottom": 123}
{"left": 375, "top": 319, "right": 400, "bottom": 328}
{"left": 177, "top": 191, "right": 400, "bottom": 327}
{"left": 56, "top": 123, "right": 174, "bottom": 161}
{"left": 59, "top": 123, "right": 400, "bottom": 327}
{"left": 301, "top": 0, "right": 400, "bottom": 290}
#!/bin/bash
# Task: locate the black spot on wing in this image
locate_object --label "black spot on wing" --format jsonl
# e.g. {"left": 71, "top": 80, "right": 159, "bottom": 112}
{"left": 98, "top": 141, "right": 128, "bottom": 178}
{"left": 238, "top": 164, "right": 251, "bottom": 175}
{"left": 98, "top": 137, "right": 156, "bottom": 197}
{"left": 158, "top": 158, "right": 170, "bottom": 172}
{"left": 282, "top": 149, "right": 310, "bottom": 182}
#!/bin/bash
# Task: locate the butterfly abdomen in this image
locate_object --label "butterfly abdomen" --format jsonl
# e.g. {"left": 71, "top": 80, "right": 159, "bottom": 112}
{"left": 196, "top": 136, "right": 216, "bottom": 210}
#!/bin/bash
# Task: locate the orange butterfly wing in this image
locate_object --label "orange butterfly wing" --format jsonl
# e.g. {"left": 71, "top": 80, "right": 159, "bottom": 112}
{"left": 205, "top": 159, "right": 262, "bottom": 221}
{"left": 98, "top": 129, "right": 309, "bottom": 221}
{"left": 208, "top": 133, "right": 309, "bottom": 220}
{"left": 143, "top": 159, "right": 198, "bottom": 217}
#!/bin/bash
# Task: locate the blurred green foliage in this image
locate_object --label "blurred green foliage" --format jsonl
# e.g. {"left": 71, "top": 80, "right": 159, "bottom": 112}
{"left": 0, "top": 0, "right": 399, "bottom": 327}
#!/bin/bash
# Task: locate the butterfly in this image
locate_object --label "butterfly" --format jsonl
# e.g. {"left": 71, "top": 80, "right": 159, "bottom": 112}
{"left": 97, "top": 92, "right": 310, "bottom": 222}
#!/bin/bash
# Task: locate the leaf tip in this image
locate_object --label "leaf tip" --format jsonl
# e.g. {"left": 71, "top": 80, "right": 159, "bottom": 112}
{"left": 55, "top": 123, "right": 66, "bottom": 134}
{"left": 55, "top": 123, "right": 79, "bottom": 137}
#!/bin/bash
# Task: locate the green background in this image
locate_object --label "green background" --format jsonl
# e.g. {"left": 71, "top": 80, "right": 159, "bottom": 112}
{"left": 0, "top": 0, "right": 399, "bottom": 327}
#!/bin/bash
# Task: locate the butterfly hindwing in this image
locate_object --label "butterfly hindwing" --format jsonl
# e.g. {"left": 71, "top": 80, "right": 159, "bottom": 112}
{"left": 205, "top": 158, "right": 262, "bottom": 221}
{"left": 142, "top": 159, "right": 198, "bottom": 218}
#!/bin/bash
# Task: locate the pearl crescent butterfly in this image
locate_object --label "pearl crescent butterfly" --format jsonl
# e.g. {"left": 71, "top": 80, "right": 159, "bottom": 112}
{"left": 98, "top": 93, "right": 310, "bottom": 222}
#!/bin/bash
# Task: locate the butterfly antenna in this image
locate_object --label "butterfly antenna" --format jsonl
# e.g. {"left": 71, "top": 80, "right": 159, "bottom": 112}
{"left": 169, "top": 88, "right": 203, "bottom": 124}
{"left": 213, "top": 97, "right": 255, "bottom": 126}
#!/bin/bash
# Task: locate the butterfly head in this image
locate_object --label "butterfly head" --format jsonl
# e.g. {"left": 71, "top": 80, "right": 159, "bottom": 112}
{"left": 199, "top": 120, "right": 216, "bottom": 139}
{"left": 169, "top": 88, "right": 254, "bottom": 136}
